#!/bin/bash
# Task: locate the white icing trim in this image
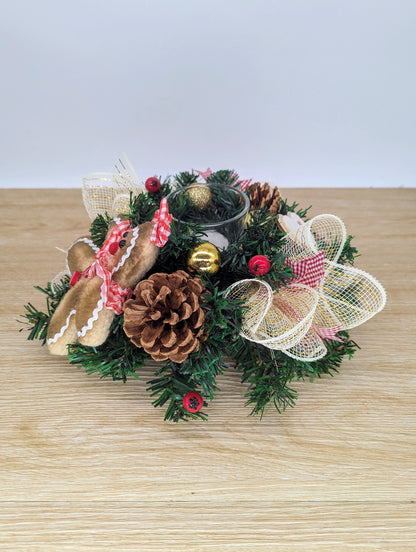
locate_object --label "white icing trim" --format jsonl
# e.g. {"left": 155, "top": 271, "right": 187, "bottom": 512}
{"left": 47, "top": 309, "right": 77, "bottom": 345}
{"left": 77, "top": 298, "right": 105, "bottom": 338}
{"left": 113, "top": 226, "right": 139, "bottom": 273}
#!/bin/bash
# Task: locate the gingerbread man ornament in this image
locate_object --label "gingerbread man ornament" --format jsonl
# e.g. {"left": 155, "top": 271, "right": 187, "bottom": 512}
{"left": 47, "top": 199, "right": 171, "bottom": 355}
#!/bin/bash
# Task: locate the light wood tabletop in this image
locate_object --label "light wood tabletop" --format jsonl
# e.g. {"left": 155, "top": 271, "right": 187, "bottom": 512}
{"left": 1, "top": 188, "right": 415, "bottom": 551}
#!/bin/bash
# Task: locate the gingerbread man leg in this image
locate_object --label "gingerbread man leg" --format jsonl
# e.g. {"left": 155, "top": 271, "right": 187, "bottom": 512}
{"left": 75, "top": 277, "right": 115, "bottom": 347}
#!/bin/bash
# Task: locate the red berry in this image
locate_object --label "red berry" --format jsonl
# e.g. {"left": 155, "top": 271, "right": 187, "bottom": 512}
{"left": 145, "top": 177, "right": 161, "bottom": 193}
{"left": 183, "top": 392, "right": 203, "bottom": 413}
{"left": 248, "top": 255, "right": 271, "bottom": 276}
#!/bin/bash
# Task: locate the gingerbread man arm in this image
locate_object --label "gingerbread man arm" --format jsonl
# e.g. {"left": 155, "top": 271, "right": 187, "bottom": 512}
{"left": 67, "top": 237, "right": 98, "bottom": 274}
{"left": 75, "top": 277, "right": 115, "bottom": 347}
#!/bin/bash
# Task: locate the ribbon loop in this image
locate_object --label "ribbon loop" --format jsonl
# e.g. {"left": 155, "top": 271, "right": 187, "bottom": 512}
{"left": 151, "top": 198, "right": 172, "bottom": 247}
{"left": 82, "top": 154, "right": 144, "bottom": 220}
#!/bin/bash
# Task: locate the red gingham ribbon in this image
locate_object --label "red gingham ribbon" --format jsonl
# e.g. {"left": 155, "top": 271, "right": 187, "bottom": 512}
{"left": 230, "top": 171, "right": 252, "bottom": 191}
{"left": 313, "top": 324, "right": 343, "bottom": 342}
{"left": 286, "top": 250, "right": 326, "bottom": 289}
{"left": 82, "top": 220, "right": 133, "bottom": 315}
{"left": 195, "top": 168, "right": 213, "bottom": 180}
{"left": 151, "top": 198, "right": 172, "bottom": 247}
{"left": 95, "top": 220, "right": 132, "bottom": 266}
{"left": 285, "top": 251, "right": 342, "bottom": 341}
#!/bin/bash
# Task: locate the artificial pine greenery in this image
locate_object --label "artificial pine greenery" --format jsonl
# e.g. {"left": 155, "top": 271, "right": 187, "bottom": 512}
{"left": 147, "top": 281, "right": 243, "bottom": 421}
{"left": 20, "top": 277, "right": 71, "bottom": 344}
{"left": 20, "top": 170, "right": 361, "bottom": 422}
{"left": 168, "top": 181, "right": 245, "bottom": 225}
{"left": 68, "top": 315, "right": 148, "bottom": 382}
{"left": 174, "top": 170, "right": 199, "bottom": 187}
{"left": 338, "top": 235, "right": 360, "bottom": 265}
{"left": 129, "top": 177, "right": 171, "bottom": 226}
{"left": 206, "top": 169, "right": 239, "bottom": 187}
{"left": 220, "top": 207, "right": 293, "bottom": 289}
{"left": 90, "top": 213, "right": 113, "bottom": 247}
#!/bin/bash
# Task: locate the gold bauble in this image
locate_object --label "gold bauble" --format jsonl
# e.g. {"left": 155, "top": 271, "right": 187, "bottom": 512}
{"left": 187, "top": 242, "right": 221, "bottom": 275}
{"left": 185, "top": 185, "right": 212, "bottom": 211}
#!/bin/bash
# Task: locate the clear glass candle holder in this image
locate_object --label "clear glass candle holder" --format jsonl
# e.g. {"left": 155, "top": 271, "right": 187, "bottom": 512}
{"left": 167, "top": 183, "right": 250, "bottom": 250}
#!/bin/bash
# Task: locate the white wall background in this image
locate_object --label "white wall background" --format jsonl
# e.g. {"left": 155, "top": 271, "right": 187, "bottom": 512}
{"left": 1, "top": 0, "right": 415, "bottom": 188}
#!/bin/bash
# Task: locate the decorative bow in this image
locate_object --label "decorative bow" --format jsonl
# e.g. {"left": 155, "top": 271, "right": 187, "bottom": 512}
{"left": 151, "top": 198, "right": 172, "bottom": 247}
{"left": 225, "top": 214, "right": 386, "bottom": 361}
{"left": 82, "top": 154, "right": 144, "bottom": 220}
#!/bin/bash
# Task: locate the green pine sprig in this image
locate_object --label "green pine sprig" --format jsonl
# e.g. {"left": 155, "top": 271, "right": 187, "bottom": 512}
{"left": 338, "top": 235, "right": 360, "bottom": 265}
{"left": 129, "top": 178, "right": 172, "bottom": 226}
{"left": 147, "top": 364, "right": 208, "bottom": 422}
{"left": 68, "top": 315, "right": 148, "bottom": 382}
{"left": 146, "top": 281, "right": 243, "bottom": 422}
{"left": 280, "top": 199, "right": 312, "bottom": 219}
{"left": 19, "top": 277, "right": 71, "bottom": 344}
{"left": 206, "top": 169, "right": 239, "bottom": 187}
{"left": 174, "top": 171, "right": 199, "bottom": 187}
{"left": 220, "top": 207, "right": 293, "bottom": 288}
{"left": 90, "top": 213, "right": 113, "bottom": 247}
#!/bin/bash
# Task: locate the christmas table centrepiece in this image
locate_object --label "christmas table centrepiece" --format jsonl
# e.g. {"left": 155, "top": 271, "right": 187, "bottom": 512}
{"left": 21, "top": 157, "right": 386, "bottom": 421}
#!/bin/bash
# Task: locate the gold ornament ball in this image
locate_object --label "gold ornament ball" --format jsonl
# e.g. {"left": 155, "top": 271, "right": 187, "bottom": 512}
{"left": 186, "top": 185, "right": 212, "bottom": 210}
{"left": 187, "top": 242, "right": 221, "bottom": 275}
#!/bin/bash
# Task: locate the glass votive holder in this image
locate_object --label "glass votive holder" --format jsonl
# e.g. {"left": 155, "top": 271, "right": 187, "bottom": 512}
{"left": 167, "top": 183, "right": 250, "bottom": 250}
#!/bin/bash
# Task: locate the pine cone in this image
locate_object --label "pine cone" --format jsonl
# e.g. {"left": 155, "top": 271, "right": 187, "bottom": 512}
{"left": 248, "top": 182, "right": 281, "bottom": 215}
{"left": 123, "top": 270, "right": 206, "bottom": 363}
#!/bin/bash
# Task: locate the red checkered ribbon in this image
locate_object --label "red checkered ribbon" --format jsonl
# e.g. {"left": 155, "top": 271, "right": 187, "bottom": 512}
{"left": 95, "top": 220, "right": 132, "bottom": 266}
{"left": 195, "top": 168, "right": 213, "bottom": 180}
{"left": 230, "top": 171, "right": 252, "bottom": 191}
{"left": 285, "top": 251, "right": 342, "bottom": 341}
{"left": 151, "top": 198, "right": 172, "bottom": 247}
{"left": 237, "top": 178, "right": 252, "bottom": 191}
{"left": 82, "top": 220, "right": 133, "bottom": 315}
{"left": 313, "top": 324, "right": 343, "bottom": 342}
{"left": 286, "top": 251, "right": 326, "bottom": 289}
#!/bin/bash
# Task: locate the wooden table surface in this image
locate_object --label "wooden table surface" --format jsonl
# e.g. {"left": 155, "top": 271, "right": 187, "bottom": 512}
{"left": 1, "top": 188, "right": 415, "bottom": 551}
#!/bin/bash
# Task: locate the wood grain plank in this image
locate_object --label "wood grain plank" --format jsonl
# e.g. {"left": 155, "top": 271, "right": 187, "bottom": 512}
{"left": 0, "top": 502, "right": 414, "bottom": 551}
{"left": 1, "top": 188, "right": 415, "bottom": 550}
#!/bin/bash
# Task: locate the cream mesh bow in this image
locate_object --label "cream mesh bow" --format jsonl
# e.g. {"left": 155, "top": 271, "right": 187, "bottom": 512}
{"left": 225, "top": 214, "right": 386, "bottom": 361}
{"left": 82, "top": 154, "right": 144, "bottom": 220}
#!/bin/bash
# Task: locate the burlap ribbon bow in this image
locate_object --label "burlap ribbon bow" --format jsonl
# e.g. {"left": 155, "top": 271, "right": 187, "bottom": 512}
{"left": 225, "top": 214, "right": 386, "bottom": 361}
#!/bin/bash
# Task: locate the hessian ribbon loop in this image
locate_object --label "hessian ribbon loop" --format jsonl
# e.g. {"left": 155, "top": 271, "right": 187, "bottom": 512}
{"left": 225, "top": 214, "right": 386, "bottom": 361}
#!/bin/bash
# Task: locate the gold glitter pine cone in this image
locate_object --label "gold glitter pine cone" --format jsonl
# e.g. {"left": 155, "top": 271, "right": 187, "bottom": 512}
{"left": 248, "top": 182, "right": 281, "bottom": 215}
{"left": 123, "top": 270, "right": 206, "bottom": 363}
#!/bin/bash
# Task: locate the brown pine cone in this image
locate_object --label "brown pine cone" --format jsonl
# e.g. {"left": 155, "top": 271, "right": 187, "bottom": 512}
{"left": 248, "top": 182, "right": 281, "bottom": 215}
{"left": 123, "top": 270, "right": 206, "bottom": 363}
